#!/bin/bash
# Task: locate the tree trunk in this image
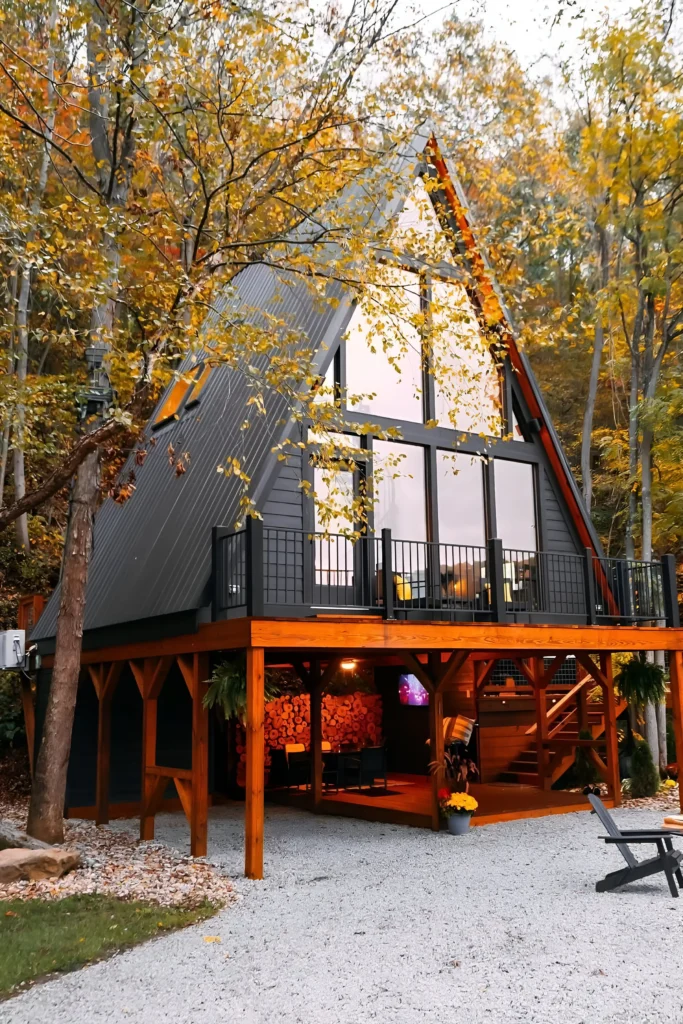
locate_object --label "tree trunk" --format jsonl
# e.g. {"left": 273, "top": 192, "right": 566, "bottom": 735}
{"left": 643, "top": 700, "right": 659, "bottom": 774}
{"left": 656, "top": 699, "right": 668, "bottom": 770}
{"left": 10, "top": 3, "right": 57, "bottom": 551}
{"left": 26, "top": 450, "right": 99, "bottom": 843}
{"left": 13, "top": 267, "right": 31, "bottom": 551}
{"left": 580, "top": 224, "right": 609, "bottom": 513}
{"left": 625, "top": 342, "right": 639, "bottom": 561}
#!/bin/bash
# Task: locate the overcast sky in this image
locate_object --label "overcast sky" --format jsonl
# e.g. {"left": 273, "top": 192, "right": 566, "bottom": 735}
{"left": 393, "top": 0, "right": 670, "bottom": 76}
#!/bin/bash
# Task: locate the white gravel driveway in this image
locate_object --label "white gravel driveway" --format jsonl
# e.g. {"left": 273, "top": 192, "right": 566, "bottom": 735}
{"left": 3, "top": 803, "right": 683, "bottom": 1024}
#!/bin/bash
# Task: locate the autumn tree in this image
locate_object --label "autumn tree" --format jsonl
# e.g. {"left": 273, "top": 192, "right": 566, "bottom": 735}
{"left": 0, "top": 0, "right": 409, "bottom": 841}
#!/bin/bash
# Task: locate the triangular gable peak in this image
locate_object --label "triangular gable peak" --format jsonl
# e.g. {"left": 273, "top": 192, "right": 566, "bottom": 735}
{"left": 339, "top": 170, "right": 503, "bottom": 438}
{"left": 421, "top": 136, "right": 602, "bottom": 557}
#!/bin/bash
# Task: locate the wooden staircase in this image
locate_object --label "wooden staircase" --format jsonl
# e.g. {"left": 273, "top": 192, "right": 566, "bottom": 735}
{"left": 498, "top": 676, "right": 627, "bottom": 787}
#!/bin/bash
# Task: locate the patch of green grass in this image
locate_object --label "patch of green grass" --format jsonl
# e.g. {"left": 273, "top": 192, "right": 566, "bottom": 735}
{"left": 0, "top": 894, "right": 217, "bottom": 997}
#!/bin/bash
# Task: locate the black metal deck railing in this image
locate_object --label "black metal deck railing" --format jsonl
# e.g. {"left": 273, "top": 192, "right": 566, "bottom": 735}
{"left": 211, "top": 522, "right": 680, "bottom": 627}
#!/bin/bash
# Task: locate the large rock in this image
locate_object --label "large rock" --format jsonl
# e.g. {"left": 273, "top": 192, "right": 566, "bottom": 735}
{"left": 0, "top": 847, "right": 81, "bottom": 883}
{"left": 0, "top": 821, "right": 53, "bottom": 852}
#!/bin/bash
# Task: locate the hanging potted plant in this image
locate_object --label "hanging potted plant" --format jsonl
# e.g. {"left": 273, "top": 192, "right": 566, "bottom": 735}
{"left": 437, "top": 788, "right": 478, "bottom": 834}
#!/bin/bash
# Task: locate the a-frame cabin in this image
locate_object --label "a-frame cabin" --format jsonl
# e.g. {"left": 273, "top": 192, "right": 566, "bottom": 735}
{"left": 32, "top": 129, "right": 683, "bottom": 878}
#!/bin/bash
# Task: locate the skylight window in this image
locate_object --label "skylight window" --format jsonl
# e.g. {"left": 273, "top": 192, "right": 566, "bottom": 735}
{"left": 152, "top": 362, "right": 211, "bottom": 429}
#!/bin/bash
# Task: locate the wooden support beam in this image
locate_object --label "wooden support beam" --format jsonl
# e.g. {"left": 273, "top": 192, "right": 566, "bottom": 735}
{"left": 245, "top": 646, "right": 265, "bottom": 880}
{"left": 310, "top": 666, "right": 323, "bottom": 812}
{"left": 399, "top": 651, "right": 435, "bottom": 694}
{"left": 174, "top": 777, "right": 192, "bottom": 823}
{"left": 309, "top": 657, "right": 342, "bottom": 813}
{"left": 575, "top": 652, "right": 609, "bottom": 690}
{"left": 435, "top": 650, "right": 471, "bottom": 692}
{"left": 139, "top": 655, "right": 173, "bottom": 841}
{"left": 95, "top": 663, "right": 122, "bottom": 827}
{"left": 190, "top": 653, "right": 210, "bottom": 858}
{"left": 474, "top": 658, "right": 497, "bottom": 691}
{"left": 513, "top": 657, "right": 537, "bottom": 688}
{"left": 539, "top": 653, "right": 568, "bottom": 689}
{"left": 532, "top": 657, "right": 551, "bottom": 791}
{"left": 587, "top": 746, "right": 609, "bottom": 783}
{"left": 129, "top": 659, "right": 145, "bottom": 696}
{"left": 428, "top": 686, "right": 445, "bottom": 831}
{"left": 87, "top": 664, "right": 104, "bottom": 699}
{"left": 600, "top": 653, "right": 621, "bottom": 807}
{"left": 668, "top": 651, "right": 683, "bottom": 814}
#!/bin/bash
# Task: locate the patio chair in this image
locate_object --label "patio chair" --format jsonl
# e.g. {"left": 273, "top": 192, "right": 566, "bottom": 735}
{"left": 342, "top": 746, "right": 387, "bottom": 791}
{"left": 285, "top": 743, "right": 310, "bottom": 790}
{"left": 588, "top": 794, "right": 683, "bottom": 898}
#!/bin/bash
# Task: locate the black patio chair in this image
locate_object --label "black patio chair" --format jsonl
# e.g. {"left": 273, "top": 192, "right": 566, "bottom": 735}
{"left": 589, "top": 794, "right": 683, "bottom": 898}
{"left": 342, "top": 746, "right": 387, "bottom": 791}
{"left": 286, "top": 749, "right": 311, "bottom": 790}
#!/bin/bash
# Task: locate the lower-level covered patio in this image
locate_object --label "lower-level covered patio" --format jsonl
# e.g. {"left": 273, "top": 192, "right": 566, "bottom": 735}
{"left": 271, "top": 774, "right": 600, "bottom": 828}
{"left": 50, "top": 614, "right": 683, "bottom": 879}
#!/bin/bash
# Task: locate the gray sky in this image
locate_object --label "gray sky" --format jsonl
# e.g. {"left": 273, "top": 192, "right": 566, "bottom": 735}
{"left": 395, "top": 0, "right": 654, "bottom": 74}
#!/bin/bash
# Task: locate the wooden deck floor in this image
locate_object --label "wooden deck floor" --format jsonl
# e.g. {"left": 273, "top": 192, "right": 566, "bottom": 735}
{"left": 269, "top": 775, "right": 599, "bottom": 829}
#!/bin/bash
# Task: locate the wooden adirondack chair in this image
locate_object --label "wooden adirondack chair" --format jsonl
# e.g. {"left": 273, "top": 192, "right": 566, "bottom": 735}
{"left": 589, "top": 794, "right": 683, "bottom": 898}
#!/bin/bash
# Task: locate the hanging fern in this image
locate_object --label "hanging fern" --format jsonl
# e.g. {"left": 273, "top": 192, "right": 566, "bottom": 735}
{"left": 203, "top": 655, "right": 281, "bottom": 722}
{"left": 614, "top": 656, "right": 666, "bottom": 706}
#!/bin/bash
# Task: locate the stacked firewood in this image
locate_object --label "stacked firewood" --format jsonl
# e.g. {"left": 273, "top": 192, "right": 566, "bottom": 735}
{"left": 235, "top": 692, "right": 382, "bottom": 785}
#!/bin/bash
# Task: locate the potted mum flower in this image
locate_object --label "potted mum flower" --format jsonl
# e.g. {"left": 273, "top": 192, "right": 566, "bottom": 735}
{"left": 438, "top": 788, "right": 478, "bottom": 834}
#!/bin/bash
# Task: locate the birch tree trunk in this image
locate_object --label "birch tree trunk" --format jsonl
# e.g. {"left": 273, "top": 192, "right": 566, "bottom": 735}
{"left": 580, "top": 225, "right": 609, "bottom": 513}
{"left": 11, "top": 3, "right": 57, "bottom": 551}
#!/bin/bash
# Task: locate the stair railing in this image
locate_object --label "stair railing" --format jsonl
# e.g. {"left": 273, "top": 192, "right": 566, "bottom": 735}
{"left": 524, "top": 675, "right": 591, "bottom": 737}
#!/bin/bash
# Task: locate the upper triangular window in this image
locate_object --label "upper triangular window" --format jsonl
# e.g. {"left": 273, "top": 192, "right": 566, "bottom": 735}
{"left": 391, "top": 177, "right": 456, "bottom": 267}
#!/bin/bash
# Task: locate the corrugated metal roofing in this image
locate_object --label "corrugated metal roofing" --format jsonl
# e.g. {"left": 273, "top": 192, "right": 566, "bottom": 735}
{"left": 33, "top": 126, "right": 598, "bottom": 640}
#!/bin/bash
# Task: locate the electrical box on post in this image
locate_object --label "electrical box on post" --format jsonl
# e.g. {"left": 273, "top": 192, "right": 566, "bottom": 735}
{"left": 0, "top": 630, "right": 25, "bottom": 670}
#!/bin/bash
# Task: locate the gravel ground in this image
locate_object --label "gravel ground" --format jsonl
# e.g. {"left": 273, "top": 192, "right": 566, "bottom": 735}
{"left": 3, "top": 802, "right": 683, "bottom": 1024}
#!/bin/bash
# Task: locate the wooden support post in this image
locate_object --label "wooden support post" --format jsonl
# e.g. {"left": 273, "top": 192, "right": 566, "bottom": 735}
{"left": 668, "top": 650, "right": 683, "bottom": 814}
{"left": 310, "top": 670, "right": 323, "bottom": 811}
{"left": 245, "top": 646, "right": 265, "bottom": 879}
{"left": 533, "top": 658, "right": 550, "bottom": 791}
{"left": 577, "top": 676, "right": 589, "bottom": 733}
{"left": 95, "top": 663, "right": 122, "bottom": 826}
{"left": 600, "top": 652, "right": 621, "bottom": 807}
{"left": 140, "top": 691, "right": 158, "bottom": 840}
{"left": 190, "top": 653, "right": 210, "bottom": 858}
{"left": 139, "top": 656, "right": 173, "bottom": 841}
{"left": 96, "top": 687, "right": 113, "bottom": 826}
{"left": 428, "top": 685, "right": 444, "bottom": 832}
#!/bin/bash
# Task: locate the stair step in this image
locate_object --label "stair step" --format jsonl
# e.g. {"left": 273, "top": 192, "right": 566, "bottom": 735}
{"left": 499, "top": 771, "right": 541, "bottom": 785}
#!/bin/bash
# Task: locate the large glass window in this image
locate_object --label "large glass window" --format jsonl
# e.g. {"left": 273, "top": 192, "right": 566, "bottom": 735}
{"left": 312, "top": 433, "right": 359, "bottom": 587}
{"left": 493, "top": 459, "right": 537, "bottom": 551}
{"left": 344, "top": 268, "right": 423, "bottom": 423}
{"left": 372, "top": 440, "right": 427, "bottom": 540}
{"left": 436, "top": 452, "right": 486, "bottom": 548}
{"left": 431, "top": 279, "right": 502, "bottom": 436}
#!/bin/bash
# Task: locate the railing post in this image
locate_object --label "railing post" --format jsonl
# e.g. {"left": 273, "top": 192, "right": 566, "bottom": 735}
{"left": 488, "top": 538, "right": 505, "bottom": 623}
{"left": 211, "top": 526, "right": 221, "bottom": 622}
{"left": 211, "top": 526, "right": 232, "bottom": 621}
{"left": 662, "top": 554, "right": 680, "bottom": 628}
{"left": 583, "top": 547, "right": 597, "bottom": 626}
{"left": 245, "top": 518, "right": 265, "bottom": 617}
{"left": 381, "top": 528, "right": 394, "bottom": 620}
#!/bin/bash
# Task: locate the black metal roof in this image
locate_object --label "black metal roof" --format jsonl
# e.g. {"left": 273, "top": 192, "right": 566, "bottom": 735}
{"left": 33, "top": 127, "right": 598, "bottom": 641}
